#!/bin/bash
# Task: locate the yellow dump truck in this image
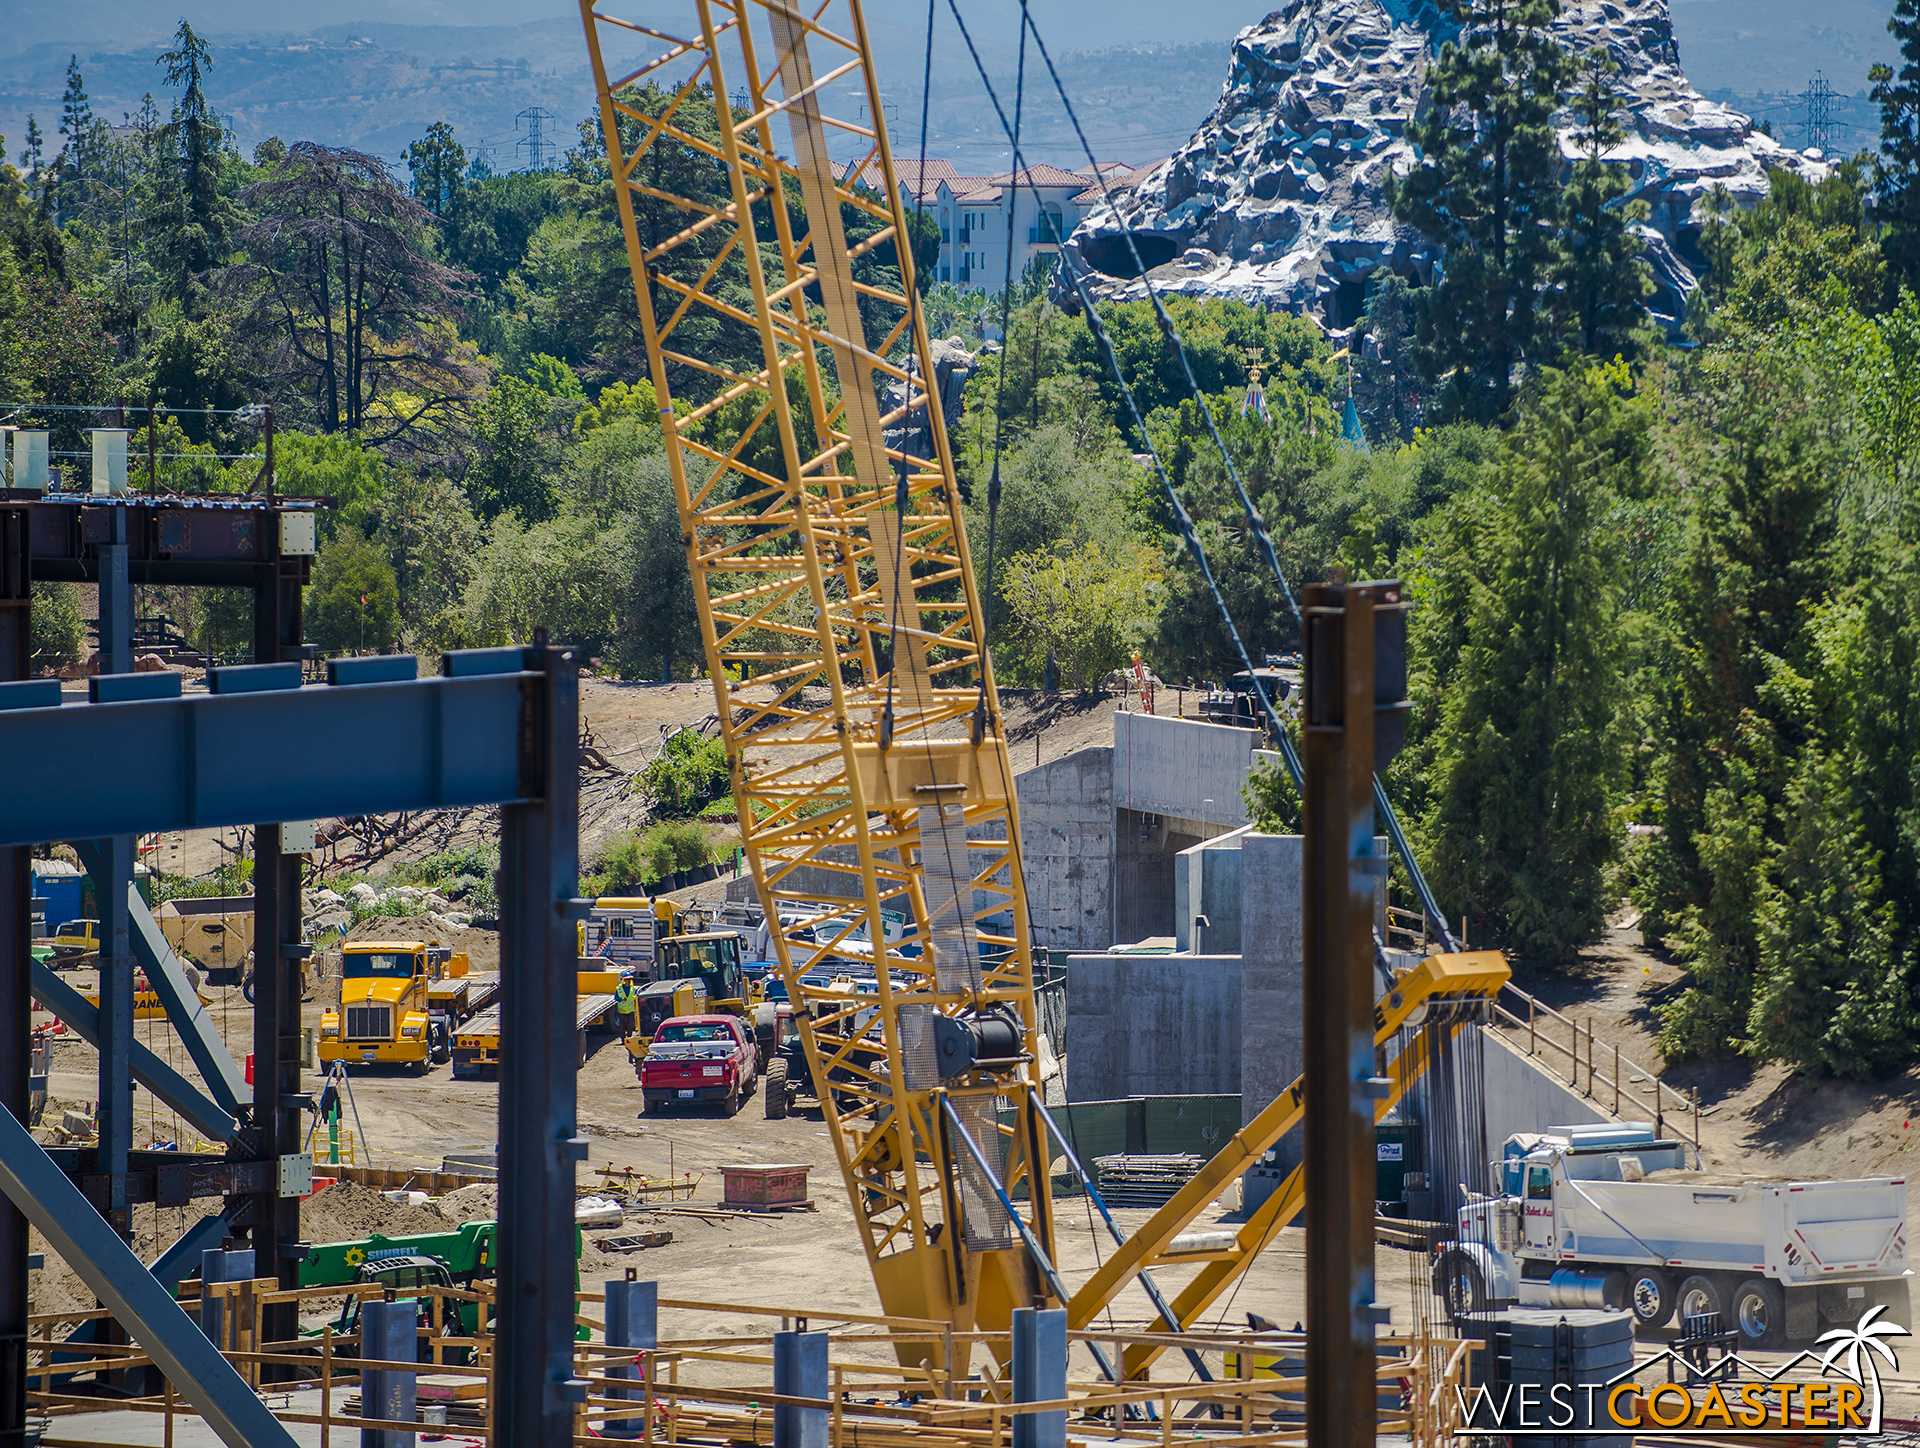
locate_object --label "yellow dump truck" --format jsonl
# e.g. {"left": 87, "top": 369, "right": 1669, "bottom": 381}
{"left": 320, "top": 941, "right": 498, "bottom": 1072}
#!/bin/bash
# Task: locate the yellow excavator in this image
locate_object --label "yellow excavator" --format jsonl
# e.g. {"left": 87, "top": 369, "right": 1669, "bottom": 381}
{"left": 579, "top": 0, "right": 1509, "bottom": 1372}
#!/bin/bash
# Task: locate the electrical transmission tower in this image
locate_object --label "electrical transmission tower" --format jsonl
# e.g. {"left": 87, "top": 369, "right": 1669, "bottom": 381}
{"left": 514, "top": 107, "right": 557, "bottom": 171}
{"left": 1801, "top": 71, "right": 1835, "bottom": 154}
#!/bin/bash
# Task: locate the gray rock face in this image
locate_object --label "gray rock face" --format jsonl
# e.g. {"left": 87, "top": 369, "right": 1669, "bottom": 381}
{"left": 1061, "top": 0, "right": 1824, "bottom": 329}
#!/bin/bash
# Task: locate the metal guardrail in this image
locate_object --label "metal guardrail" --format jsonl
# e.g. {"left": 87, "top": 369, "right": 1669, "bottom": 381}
{"left": 1486, "top": 981, "right": 1704, "bottom": 1149}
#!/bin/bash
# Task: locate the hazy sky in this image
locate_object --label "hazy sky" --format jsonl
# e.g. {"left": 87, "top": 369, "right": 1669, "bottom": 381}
{"left": 12, "top": 0, "right": 1898, "bottom": 90}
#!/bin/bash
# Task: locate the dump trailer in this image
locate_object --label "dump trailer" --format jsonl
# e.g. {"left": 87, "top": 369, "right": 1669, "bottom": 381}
{"left": 319, "top": 941, "right": 496, "bottom": 1071}
{"left": 450, "top": 963, "right": 621, "bottom": 1080}
{"left": 155, "top": 897, "right": 254, "bottom": 986}
{"left": 1435, "top": 1122, "right": 1911, "bottom": 1349}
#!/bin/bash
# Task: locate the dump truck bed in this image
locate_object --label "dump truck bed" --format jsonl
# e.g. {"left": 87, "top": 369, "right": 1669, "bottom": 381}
{"left": 1559, "top": 1173, "right": 1907, "bottom": 1284}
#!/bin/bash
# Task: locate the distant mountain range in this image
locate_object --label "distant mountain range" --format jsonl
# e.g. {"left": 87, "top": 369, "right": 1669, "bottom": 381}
{"left": 0, "top": 1, "right": 1902, "bottom": 180}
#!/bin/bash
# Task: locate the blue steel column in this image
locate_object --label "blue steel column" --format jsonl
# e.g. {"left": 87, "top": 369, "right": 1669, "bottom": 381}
{"left": 0, "top": 504, "right": 31, "bottom": 1448}
{"left": 496, "top": 640, "right": 582, "bottom": 1445}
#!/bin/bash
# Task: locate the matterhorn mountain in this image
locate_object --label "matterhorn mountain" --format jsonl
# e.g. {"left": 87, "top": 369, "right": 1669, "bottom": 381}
{"left": 1060, "top": 0, "right": 1826, "bottom": 331}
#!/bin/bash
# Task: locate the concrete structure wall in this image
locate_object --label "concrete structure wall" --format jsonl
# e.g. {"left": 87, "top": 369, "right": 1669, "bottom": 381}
{"left": 1174, "top": 826, "right": 1254, "bottom": 954}
{"left": 1479, "top": 1030, "right": 1617, "bottom": 1162}
{"left": 1014, "top": 746, "right": 1114, "bottom": 952}
{"left": 1113, "top": 712, "right": 1260, "bottom": 827}
{"left": 1240, "top": 834, "right": 1306, "bottom": 1174}
{"left": 1063, "top": 953, "right": 1242, "bottom": 1101}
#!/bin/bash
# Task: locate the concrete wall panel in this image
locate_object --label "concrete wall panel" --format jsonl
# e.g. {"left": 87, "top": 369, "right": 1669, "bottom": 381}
{"left": 1063, "top": 953, "right": 1241, "bottom": 1101}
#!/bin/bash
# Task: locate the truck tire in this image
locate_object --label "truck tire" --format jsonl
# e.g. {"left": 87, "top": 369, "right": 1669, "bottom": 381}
{"left": 1676, "top": 1274, "right": 1728, "bottom": 1328}
{"left": 764, "top": 1060, "right": 789, "bottom": 1119}
{"left": 1732, "top": 1278, "right": 1786, "bottom": 1349}
{"left": 1629, "top": 1267, "right": 1676, "bottom": 1330}
{"left": 721, "top": 1084, "right": 740, "bottom": 1118}
{"left": 1438, "top": 1253, "right": 1487, "bottom": 1327}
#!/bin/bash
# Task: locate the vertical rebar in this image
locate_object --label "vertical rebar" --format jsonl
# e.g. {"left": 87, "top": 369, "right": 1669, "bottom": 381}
{"left": 1613, "top": 1044, "right": 1620, "bottom": 1116}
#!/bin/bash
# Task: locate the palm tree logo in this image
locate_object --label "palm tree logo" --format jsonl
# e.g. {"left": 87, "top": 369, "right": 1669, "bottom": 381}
{"left": 1816, "top": 1305, "right": 1908, "bottom": 1432}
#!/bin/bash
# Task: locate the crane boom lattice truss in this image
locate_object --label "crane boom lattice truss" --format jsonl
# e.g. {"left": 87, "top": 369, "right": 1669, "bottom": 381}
{"left": 580, "top": 0, "right": 1054, "bottom": 1337}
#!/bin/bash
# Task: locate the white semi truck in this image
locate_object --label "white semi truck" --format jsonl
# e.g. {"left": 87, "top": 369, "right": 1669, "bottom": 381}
{"left": 1433, "top": 1123, "right": 1910, "bottom": 1349}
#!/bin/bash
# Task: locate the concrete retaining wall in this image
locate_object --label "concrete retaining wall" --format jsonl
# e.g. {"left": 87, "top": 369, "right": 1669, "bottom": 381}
{"left": 1016, "top": 746, "right": 1114, "bottom": 952}
{"left": 1063, "top": 953, "right": 1242, "bottom": 1101}
{"left": 1480, "top": 1029, "right": 1617, "bottom": 1160}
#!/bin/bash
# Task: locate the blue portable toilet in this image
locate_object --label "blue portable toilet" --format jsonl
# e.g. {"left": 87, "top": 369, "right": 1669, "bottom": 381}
{"left": 32, "top": 860, "right": 84, "bottom": 933}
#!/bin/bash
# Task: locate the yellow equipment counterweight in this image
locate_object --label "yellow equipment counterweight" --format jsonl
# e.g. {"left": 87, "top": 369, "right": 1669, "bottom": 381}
{"left": 580, "top": 0, "right": 1054, "bottom": 1340}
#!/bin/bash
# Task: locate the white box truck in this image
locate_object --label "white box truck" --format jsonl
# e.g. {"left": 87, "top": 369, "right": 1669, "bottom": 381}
{"left": 1433, "top": 1123, "right": 1909, "bottom": 1349}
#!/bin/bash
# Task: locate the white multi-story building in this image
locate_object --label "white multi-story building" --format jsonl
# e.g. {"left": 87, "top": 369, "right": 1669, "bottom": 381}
{"left": 838, "top": 157, "right": 1139, "bottom": 292}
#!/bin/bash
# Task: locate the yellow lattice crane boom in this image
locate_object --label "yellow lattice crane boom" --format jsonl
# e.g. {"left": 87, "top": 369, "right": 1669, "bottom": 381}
{"left": 580, "top": 0, "right": 1515, "bottom": 1377}
{"left": 580, "top": 0, "right": 1053, "bottom": 1341}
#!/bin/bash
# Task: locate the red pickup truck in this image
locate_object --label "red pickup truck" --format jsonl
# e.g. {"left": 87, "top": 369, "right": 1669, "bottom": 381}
{"left": 639, "top": 1014, "right": 758, "bottom": 1117}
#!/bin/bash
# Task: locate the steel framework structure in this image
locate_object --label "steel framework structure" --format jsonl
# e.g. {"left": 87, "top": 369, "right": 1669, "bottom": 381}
{"left": 580, "top": 0, "right": 1054, "bottom": 1336}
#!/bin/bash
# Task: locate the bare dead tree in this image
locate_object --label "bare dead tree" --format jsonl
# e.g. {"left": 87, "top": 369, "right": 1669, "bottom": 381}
{"left": 224, "top": 143, "right": 482, "bottom": 443}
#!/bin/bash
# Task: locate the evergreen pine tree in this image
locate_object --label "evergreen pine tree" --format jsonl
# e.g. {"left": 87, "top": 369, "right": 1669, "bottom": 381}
{"left": 1389, "top": 0, "right": 1573, "bottom": 423}
{"left": 17, "top": 117, "right": 46, "bottom": 206}
{"left": 151, "top": 21, "right": 233, "bottom": 307}
{"left": 1421, "top": 361, "right": 1646, "bottom": 964}
{"left": 1744, "top": 749, "right": 1910, "bottom": 1078}
{"left": 1552, "top": 50, "right": 1654, "bottom": 356}
{"left": 1641, "top": 357, "right": 1841, "bottom": 1057}
{"left": 1870, "top": 0, "right": 1920, "bottom": 299}
{"left": 59, "top": 56, "right": 93, "bottom": 186}
{"left": 404, "top": 121, "right": 468, "bottom": 218}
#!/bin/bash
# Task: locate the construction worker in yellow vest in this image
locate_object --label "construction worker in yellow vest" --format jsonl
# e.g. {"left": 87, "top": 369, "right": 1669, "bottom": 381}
{"left": 614, "top": 973, "right": 639, "bottom": 1039}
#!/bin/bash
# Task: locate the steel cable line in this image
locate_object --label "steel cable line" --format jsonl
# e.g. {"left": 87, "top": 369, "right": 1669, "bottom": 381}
{"left": 947, "top": 0, "right": 1460, "bottom": 952}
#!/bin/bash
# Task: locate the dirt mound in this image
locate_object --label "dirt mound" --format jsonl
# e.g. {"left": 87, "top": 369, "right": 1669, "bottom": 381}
{"left": 301, "top": 1179, "right": 453, "bottom": 1244}
{"left": 437, "top": 1183, "right": 497, "bottom": 1223}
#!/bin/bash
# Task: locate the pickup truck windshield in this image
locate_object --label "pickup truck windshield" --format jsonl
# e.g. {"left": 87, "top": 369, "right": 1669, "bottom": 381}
{"left": 344, "top": 952, "right": 418, "bottom": 979}
{"left": 658, "top": 1023, "right": 733, "bottom": 1043}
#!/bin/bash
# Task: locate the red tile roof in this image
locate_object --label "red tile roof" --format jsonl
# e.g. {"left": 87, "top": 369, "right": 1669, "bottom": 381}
{"left": 835, "top": 156, "right": 959, "bottom": 198}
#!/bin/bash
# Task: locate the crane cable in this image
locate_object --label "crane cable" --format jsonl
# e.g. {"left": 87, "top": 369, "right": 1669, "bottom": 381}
{"left": 944, "top": 0, "right": 1460, "bottom": 954}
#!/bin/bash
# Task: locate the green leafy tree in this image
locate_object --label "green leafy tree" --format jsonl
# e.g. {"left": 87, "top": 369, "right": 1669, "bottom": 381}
{"left": 468, "top": 373, "right": 565, "bottom": 521}
{"left": 369, "top": 474, "right": 483, "bottom": 649}
{"left": 1871, "top": 0, "right": 1920, "bottom": 298}
{"left": 307, "top": 527, "right": 402, "bottom": 658}
{"left": 30, "top": 582, "right": 85, "bottom": 671}
{"left": 1000, "top": 541, "right": 1159, "bottom": 692}
{"left": 608, "top": 448, "right": 702, "bottom": 681}
{"left": 1420, "top": 362, "right": 1647, "bottom": 964}
{"left": 1553, "top": 50, "right": 1653, "bottom": 356}
{"left": 1390, "top": 0, "right": 1573, "bottom": 421}
{"left": 460, "top": 509, "right": 614, "bottom": 650}
{"left": 404, "top": 121, "right": 467, "bottom": 218}
{"left": 274, "top": 431, "right": 390, "bottom": 540}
